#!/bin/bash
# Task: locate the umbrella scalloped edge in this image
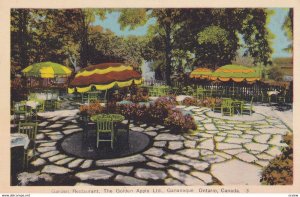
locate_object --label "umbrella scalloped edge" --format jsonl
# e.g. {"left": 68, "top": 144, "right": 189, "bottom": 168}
{"left": 68, "top": 79, "right": 142, "bottom": 93}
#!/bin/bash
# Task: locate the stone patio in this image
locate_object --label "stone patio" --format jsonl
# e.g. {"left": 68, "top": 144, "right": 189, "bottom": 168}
{"left": 15, "top": 98, "right": 292, "bottom": 186}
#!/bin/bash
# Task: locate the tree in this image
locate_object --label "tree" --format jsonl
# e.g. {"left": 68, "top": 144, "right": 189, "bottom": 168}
{"left": 118, "top": 9, "right": 182, "bottom": 85}
{"left": 88, "top": 25, "right": 147, "bottom": 69}
{"left": 268, "top": 65, "right": 284, "bottom": 81}
{"left": 282, "top": 8, "right": 293, "bottom": 52}
{"left": 174, "top": 9, "right": 273, "bottom": 68}
{"left": 196, "top": 25, "right": 233, "bottom": 69}
{"left": 11, "top": 9, "right": 30, "bottom": 76}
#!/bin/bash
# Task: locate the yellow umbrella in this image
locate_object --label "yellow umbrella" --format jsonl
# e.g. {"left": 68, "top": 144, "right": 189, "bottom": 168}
{"left": 22, "top": 61, "right": 72, "bottom": 78}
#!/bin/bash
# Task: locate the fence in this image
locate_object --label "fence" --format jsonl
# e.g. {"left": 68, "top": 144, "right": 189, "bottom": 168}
{"left": 198, "top": 81, "right": 292, "bottom": 103}
{"left": 141, "top": 78, "right": 292, "bottom": 103}
{"left": 142, "top": 79, "right": 166, "bottom": 86}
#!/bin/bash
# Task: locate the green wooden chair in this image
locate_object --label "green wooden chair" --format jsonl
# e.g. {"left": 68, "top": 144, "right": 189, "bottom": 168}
{"left": 35, "top": 99, "right": 45, "bottom": 112}
{"left": 241, "top": 96, "right": 254, "bottom": 115}
{"left": 98, "top": 90, "right": 108, "bottom": 103}
{"left": 221, "top": 99, "right": 234, "bottom": 116}
{"left": 212, "top": 99, "right": 223, "bottom": 113}
{"left": 18, "top": 122, "right": 38, "bottom": 168}
{"left": 96, "top": 117, "right": 115, "bottom": 149}
{"left": 54, "top": 100, "right": 62, "bottom": 110}
{"left": 195, "top": 87, "right": 204, "bottom": 100}
{"left": 88, "top": 92, "right": 98, "bottom": 103}
{"left": 81, "top": 93, "right": 89, "bottom": 103}
{"left": 13, "top": 101, "right": 29, "bottom": 124}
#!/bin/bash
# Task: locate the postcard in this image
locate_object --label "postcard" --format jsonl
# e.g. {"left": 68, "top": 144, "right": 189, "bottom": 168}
{"left": 1, "top": 0, "right": 299, "bottom": 194}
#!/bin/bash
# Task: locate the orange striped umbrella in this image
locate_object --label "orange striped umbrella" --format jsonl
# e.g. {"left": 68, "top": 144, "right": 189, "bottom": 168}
{"left": 68, "top": 63, "right": 142, "bottom": 93}
{"left": 189, "top": 68, "right": 213, "bottom": 79}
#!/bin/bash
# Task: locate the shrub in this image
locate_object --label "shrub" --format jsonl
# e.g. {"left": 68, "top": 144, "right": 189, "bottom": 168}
{"left": 268, "top": 65, "right": 284, "bottom": 81}
{"left": 182, "top": 97, "right": 200, "bottom": 106}
{"left": 117, "top": 103, "right": 135, "bottom": 119}
{"left": 164, "top": 109, "right": 197, "bottom": 132}
{"left": 116, "top": 96, "right": 197, "bottom": 132}
{"left": 200, "top": 97, "right": 222, "bottom": 108}
{"left": 79, "top": 101, "right": 103, "bottom": 116}
{"left": 260, "top": 134, "right": 293, "bottom": 185}
{"left": 105, "top": 101, "right": 119, "bottom": 114}
{"left": 155, "top": 96, "right": 177, "bottom": 107}
{"left": 146, "top": 103, "right": 170, "bottom": 124}
{"left": 126, "top": 87, "right": 149, "bottom": 103}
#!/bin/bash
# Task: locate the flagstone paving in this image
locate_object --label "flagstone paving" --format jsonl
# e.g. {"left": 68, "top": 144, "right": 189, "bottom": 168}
{"left": 17, "top": 99, "right": 292, "bottom": 186}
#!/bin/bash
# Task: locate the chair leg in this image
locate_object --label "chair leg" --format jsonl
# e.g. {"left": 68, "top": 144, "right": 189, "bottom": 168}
{"left": 96, "top": 132, "right": 99, "bottom": 148}
{"left": 111, "top": 132, "right": 114, "bottom": 149}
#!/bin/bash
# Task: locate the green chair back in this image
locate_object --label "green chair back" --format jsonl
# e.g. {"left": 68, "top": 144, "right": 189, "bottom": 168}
{"left": 222, "top": 99, "right": 233, "bottom": 107}
{"left": 14, "top": 101, "right": 27, "bottom": 112}
{"left": 221, "top": 99, "right": 234, "bottom": 116}
{"left": 96, "top": 117, "right": 115, "bottom": 148}
{"left": 96, "top": 118, "right": 114, "bottom": 133}
{"left": 88, "top": 92, "right": 98, "bottom": 103}
{"left": 18, "top": 122, "right": 38, "bottom": 141}
{"left": 18, "top": 122, "right": 38, "bottom": 168}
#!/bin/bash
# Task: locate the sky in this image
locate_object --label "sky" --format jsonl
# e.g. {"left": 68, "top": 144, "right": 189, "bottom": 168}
{"left": 94, "top": 8, "right": 292, "bottom": 58}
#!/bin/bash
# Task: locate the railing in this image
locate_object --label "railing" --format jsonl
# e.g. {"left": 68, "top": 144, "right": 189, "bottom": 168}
{"left": 142, "top": 79, "right": 166, "bottom": 86}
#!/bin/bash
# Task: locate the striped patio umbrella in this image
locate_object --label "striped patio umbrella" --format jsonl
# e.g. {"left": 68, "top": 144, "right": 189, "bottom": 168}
{"left": 210, "top": 64, "right": 261, "bottom": 82}
{"left": 68, "top": 63, "right": 142, "bottom": 93}
{"left": 22, "top": 61, "right": 72, "bottom": 78}
{"left": 189, "top": 68, "right": 213, "bottom": 79}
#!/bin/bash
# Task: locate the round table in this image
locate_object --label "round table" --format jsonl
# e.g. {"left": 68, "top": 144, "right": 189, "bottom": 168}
{"left": 11, "top": 133, "right": 30, "bottom": 185}
{"left": 91, "top": 114, "right": 125, "bottom": 122}
{"left": 26, "top": 100, "right": 40, "bottom": 109}
{"left": 11, "top": 133, "right": 30, "bottom": 149}
{"left": 267, "top": 90, "right": 280, "bottom": 103}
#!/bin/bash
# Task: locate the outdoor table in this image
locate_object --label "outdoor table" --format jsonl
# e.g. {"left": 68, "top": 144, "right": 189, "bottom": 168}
{"left": 26, "top": 100, "right": 40, "bottom": 109}
{"left": 91, "top": 114, "right": 125, "bottom": 127}
{"left": 116, "top": 100, "right": 133, "bottom": 105}
{"left": 14, "top": 101, "right": 38, "bottom": 122}
{"left": 11, "top": 133, "right": 30, "bottom": 149}
{"left": 91, "top": 114, "right": 126, "bottom": 143}
{"left": 267, "top": 90, "right": 280, "bottom": 103}
{"left": 11, "top": 133, "right": 30, "bottom": 185}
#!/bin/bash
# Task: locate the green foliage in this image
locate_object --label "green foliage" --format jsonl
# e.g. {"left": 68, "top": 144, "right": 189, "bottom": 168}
{"left": 268, "top": 65, "right": 284, "bottom": 81}
{"left": 119, "top": 9, "right": 148, "bottom": 30}
{"left": 11, "top": 8, "right": 275, "bottom": 84}
{"left": 197, "top": 26, "right": 229, "bottom": 45}
{"left": 197, "top": 26, "right": 233, "bottom": 68}
{"left": 260, "top": 134, "right": 293, "bottom": 185}
{"left": 175, "top": 8, "right": 273, "bottom": 67}
{"left": 240, "top": 9, "right": 273, "bottom": 65}
{"left": 282, "top": 9, "right": 293, "bottom": 52}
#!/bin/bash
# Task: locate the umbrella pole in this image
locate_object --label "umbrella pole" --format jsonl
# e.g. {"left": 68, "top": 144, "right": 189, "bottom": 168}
{"left": 233, "top": 81, "right": 235, "bottom": 98}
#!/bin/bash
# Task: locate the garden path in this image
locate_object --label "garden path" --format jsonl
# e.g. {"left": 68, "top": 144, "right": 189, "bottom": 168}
{"left": 17, "top": 99, "right": 292, "bottom": 186}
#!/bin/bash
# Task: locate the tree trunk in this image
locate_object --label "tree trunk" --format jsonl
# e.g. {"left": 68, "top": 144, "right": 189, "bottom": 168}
{"left": 80, "top": 27, "right": 88, "bottom": 68}
{"left": 18, "top": 10, "right": 29, "bottom": 69}
{"left": 79, "top": 12, "right": 89, "bottom": 68}
{"left": 164, "top": 24, "right": 172, "bottom": 86}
